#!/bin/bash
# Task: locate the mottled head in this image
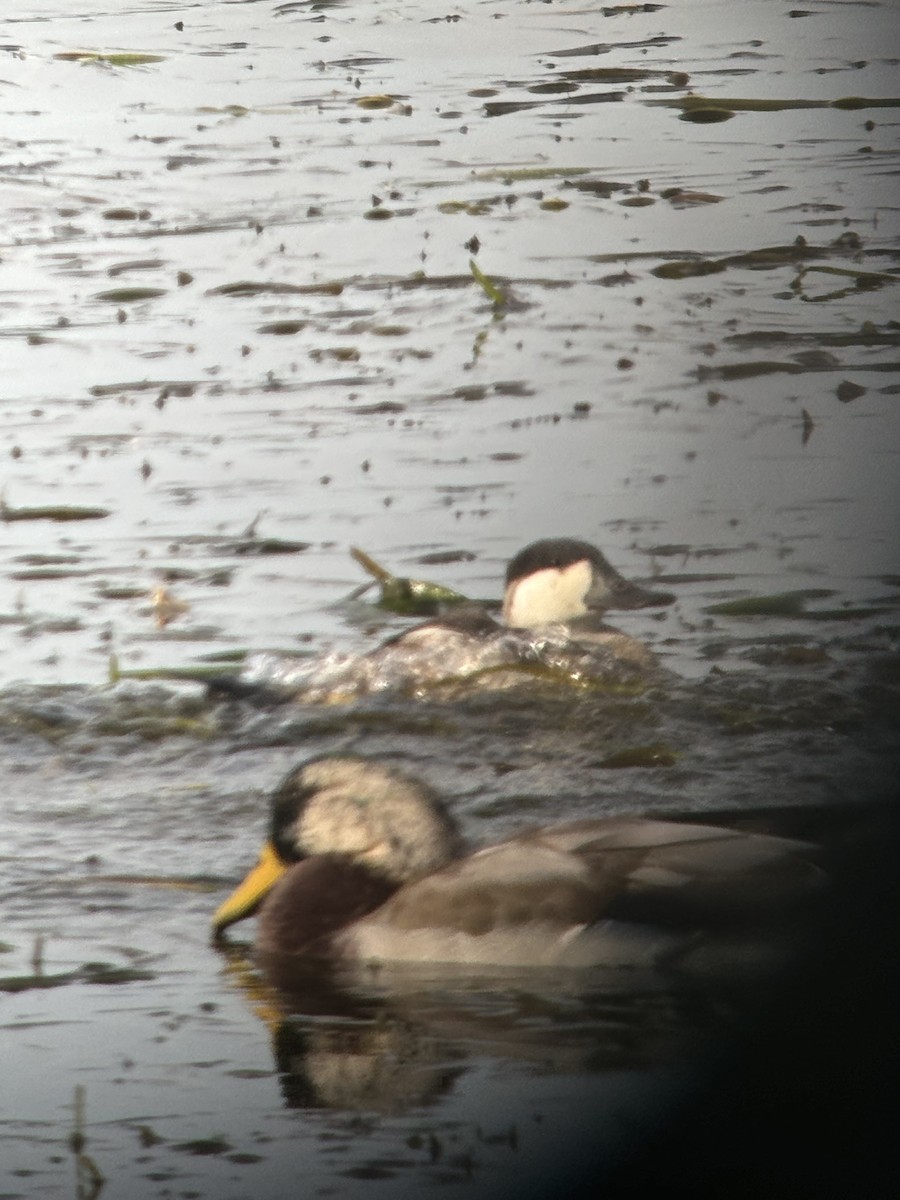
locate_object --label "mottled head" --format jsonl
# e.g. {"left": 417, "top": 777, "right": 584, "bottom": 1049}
{"left": 270, "top": 757, "right": 462, "bottom": 881}
{"left": 502, "top": 537, "right": 674, "bottom": 629}
{"left": 212, "top": 756, "right": 463, "bottom": 936}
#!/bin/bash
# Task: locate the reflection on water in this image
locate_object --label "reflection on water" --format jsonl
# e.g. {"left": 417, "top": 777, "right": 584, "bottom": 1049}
{"left": 2, "top": 0, "right": 899, "bottom": 1196}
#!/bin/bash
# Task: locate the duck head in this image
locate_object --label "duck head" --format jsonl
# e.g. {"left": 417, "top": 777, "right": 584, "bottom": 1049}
{"left": 212, "top": 756, "right": 463, "bottom": 938}
{"left": 502, "top": 537, "right": 674, "bottom": 629}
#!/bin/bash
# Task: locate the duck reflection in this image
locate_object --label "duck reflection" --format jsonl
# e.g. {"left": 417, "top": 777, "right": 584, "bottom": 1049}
{"left": 217, "top": 940, "right": 713, "bottom": 1115}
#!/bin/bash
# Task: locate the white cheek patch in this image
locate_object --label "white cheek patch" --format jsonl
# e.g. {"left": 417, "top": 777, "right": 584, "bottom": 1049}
{"left": 503, "top": 559, "right": 593, "bottom": 627}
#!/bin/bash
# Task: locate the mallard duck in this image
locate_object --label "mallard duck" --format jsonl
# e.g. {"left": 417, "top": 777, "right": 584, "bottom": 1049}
{"left": 212, "top": 756, "right": 823, "bottom": 970}
{"left": 236, "top": 537, "right": 675, "bottom": 701}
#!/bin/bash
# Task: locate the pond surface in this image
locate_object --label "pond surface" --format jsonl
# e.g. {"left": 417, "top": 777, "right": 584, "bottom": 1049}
{"left": 1, "top": 0, "right": 899, "bottom": 1196}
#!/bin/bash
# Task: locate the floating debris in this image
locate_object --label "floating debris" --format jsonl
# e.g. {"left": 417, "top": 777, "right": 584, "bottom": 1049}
{"left": 350, "top": 546, "right": 469, "bottom": 614}
{"left": 151, "top": 586, "right": 189, "bottom": 628}
{"left": 469, "top": 258, "right": 507, "bottom": 309}
{"left": 54, "top": 50, "right": 164, "bottom": 66}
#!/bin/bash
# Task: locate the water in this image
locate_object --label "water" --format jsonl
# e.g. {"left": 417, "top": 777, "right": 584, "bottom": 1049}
{"left": 1, "top": 1, "right": 899, "bottom": 1196}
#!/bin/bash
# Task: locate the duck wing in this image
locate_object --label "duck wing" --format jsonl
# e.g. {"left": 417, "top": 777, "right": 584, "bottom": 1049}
{"left": 345, "top": 817, "right": 824, "bottom": 969}
{"left": 534, "top": 817, "right": 825, "bottom": 926}
{"left": 344, "top": 837, "right": 674, "bottom": 967}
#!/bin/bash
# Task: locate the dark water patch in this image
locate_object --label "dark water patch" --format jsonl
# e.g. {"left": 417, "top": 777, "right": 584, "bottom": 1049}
{"left": 93, "top": 287, "right": 166, "bottom": 303}
{"left": 10, "top": 565, "right": 95, "bottom": 581}
{"left": 743, "top": 644, "right": 830, "bottom": 668}
{"left": 599, "top": 743, "right": 679, "bottom": 769}
{"left": 650, "top": 94, "right": 900, "bottom": 117}
{"left": 544, "top": 36, "right": 680, "bottom": 59}
{"left": 836, "top": 378, "right": 867, "bottom": 402}
{"left": 107, "top": 258, "right": 166, "bottom": 276}
{"left": 413, "top": 550, "right": 476, "bottom": 566}
{"left": 228, "top": 537, "right": 310, "bottom": 556}
{"left": 560, "top": 66, "right": 676, "bottom": 85}
{"left": 347, "top": 399, "right": 403, "bottom": 414}
{"left": 1, "top": 499, "right": 111, "bottom": 522}
{"left": 695, "top": 675, "right": 868, "bottom": 735}
{"left": 87, "top": 379, "right": 198, "bottom": 397}
{"left": 101, "top": 207, "right": 150, "bottom": 222}
{"left": 172, "top": 1135, "right": 232, "bottom": 1157}
{"left": 484, "top": 89, "right": 624, "bottom": 117}
{"left": 12, "top": 553, "right": 82, "bottom": 567}
{"left": 208, "top": 280, "right": 344, "bottom": 298}
{"left": 725, "top": 323, "right": 900, "bottom": 349}
{"left": 257, "top": 319, "right": 307, "bottom": 335}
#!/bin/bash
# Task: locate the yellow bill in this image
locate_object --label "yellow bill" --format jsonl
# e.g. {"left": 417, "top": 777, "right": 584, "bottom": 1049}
{"left": 212, "top": 841, "right": 288, "bottom": 936}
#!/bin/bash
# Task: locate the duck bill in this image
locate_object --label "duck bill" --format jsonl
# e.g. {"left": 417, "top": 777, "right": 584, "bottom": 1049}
{"left": 592, "top": 574, "right": 675, "bottom": 612}
{"left": 212, "top": 841, "right": 288, "bottom": 937}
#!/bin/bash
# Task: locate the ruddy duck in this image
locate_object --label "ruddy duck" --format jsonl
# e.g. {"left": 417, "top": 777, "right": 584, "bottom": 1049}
{"left": 236, "top": 537, "right": 675, "bottom": 701}
{"left": 212, "top": 756, "right": 822, "bottom": 970}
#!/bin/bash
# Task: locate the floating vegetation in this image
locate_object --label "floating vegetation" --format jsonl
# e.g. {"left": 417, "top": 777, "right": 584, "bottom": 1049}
{"left": 0, "top": 961, "right": 155, "bottom": 993}
{"left": 1, "top": 496, "right": 111, "bottom": 522}
{"left": 438, "top": 197, "right": 504, "bottom": 216}
{"left": 471, "top": 166, "right": 592, "bottom": 182}
{"left": 355, "top": 94, "right": 408, "bottom": 112}
{"left": 196, "top": 104, "right": 249, "bottom": 117}
{"left": 651, "top": 234, "right": 898, "bottom": 290}
{"left": 469, "top": 259, "right": 507, "bottom": 309}
{"left": 653, "top": 259, "right": 728, "bottom": 281}
{"left": 54, "top": 50, "right": 164, "bottom": 67}
{"left": 88, "top": 379, "right": 198, "bottom": 397}
{"left": 70, "top": 1086, "right": 105, "bottom": 1200}
{"left": 108, "top": 655, "right": 244, "bottom": 687}
{"left": 706, "top": 590, "right": 834, "bottom": 617}
{"left": 350, "top": 546, "right": 469, "bottom": 615}
{"left": 792, "top": 263, "right": 899, "bottom": 303}
{"left": 661, "top": 188, "right": 724, "bottom": 207}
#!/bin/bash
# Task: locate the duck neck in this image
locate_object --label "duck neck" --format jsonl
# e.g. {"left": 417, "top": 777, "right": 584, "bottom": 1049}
{"left": 257, "top": 855, "right": 399, "bottom": 956}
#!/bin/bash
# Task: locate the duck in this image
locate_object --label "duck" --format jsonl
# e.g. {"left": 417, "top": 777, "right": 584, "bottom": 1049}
{"left": 212, "top": 756, "right": 824, "bottom": 972}
{"left": 234, "top": 537, "right": 676, "bottom": 702}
